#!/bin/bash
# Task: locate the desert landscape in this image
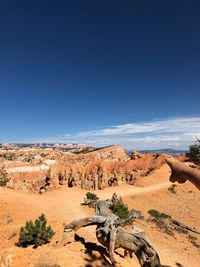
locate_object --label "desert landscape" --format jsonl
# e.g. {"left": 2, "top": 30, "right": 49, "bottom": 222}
{"left": 0, "top": 144, "right": 199, "bottom": 267}
{"left": 1, "top": 1, "right": 200, "bottom": 266}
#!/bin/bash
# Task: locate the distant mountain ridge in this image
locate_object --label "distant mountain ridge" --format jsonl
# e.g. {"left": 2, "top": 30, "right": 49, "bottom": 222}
{"left": 136, "top": 149, "right": 187, "bottom": 155}
{"left": 0, "top": 143, "right": 187, "bottom": 155}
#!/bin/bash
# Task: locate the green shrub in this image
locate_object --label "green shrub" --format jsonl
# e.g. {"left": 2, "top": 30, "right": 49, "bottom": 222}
{"left": 18, "top": 214, "right": 55, "bottom": 247}
{"left": 84, "top": 192, "right": 99, "bottom": 207}
{"left": 148, "top": 209, "right": 171, "bottom": 220}
{"left": 85, "top": 192, "right": 98, "bottom": 201}
{"left": 186, "top": 139, "right": 200, "bottom": 165}
{"left": 0, "top": 177, "right": 9, "bottom": 187}
{"left": 148, "top": 209, "right": 173, "bottom": 235}
{"left": 111, "top": 193, "right": 130, "bottom": 220}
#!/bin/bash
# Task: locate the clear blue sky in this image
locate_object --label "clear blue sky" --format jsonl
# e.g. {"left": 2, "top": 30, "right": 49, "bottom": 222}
{"left": 0, "top": 1, "right": 200, "bottom": 149}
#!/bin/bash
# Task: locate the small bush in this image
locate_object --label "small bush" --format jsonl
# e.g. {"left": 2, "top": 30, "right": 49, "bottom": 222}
{"left": 168, "top": 184, "right": 177, "bottom": 194}
{"left": 84, "top": 192, "right": 99, "bottom": 207}
{"left": 0, "top": 178, "right": 9, "bottom": 187}
{"left": 85, "top": 192, "right": 99, "bottom": 201}
{"left": 188, "top": 235, "right": 200, "bottom": 248}
{"left": 111, "top": 193, "right": 130, "bottom": 220}
{"left": 18, "top": 214, "right": 55, "bottom": 247}
{"left": 148, "top": 209, "right": 171, "bottom": 220}
{"left": 148, "top": 209, "right": 173, "bottom": 235}
{"left": 0, "top": 166, "right": 9, "bottom": 187}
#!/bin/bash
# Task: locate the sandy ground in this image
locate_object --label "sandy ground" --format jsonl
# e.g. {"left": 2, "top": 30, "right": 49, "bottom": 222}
{"left": 0, "top": 163, "right": 200, "bottom": 267}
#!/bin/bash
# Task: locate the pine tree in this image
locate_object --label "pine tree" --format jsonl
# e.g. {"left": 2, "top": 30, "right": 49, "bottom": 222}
{"left": 186, "top": 139, "right": 200, "bottom": 165}
{"left": 19, "top": 214, "right": 55, "bottom": 247}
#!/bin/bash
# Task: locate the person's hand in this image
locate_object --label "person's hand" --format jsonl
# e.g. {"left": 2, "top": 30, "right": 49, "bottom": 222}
{"left": 166, "top": 159, "right": 187, "bottom": 184}
{"left": 166, "top": 159, "right": 200, "bottom": 190}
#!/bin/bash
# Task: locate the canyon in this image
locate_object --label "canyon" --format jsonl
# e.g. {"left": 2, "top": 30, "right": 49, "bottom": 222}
{"left": 0, "top": 145, "right": 199, "bottom": 267}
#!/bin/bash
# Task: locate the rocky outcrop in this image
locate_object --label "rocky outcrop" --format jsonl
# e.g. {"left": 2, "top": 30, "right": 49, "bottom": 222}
{"left": 61, "top": 145, "right": 128, "bottom": 164}
{"left": 3, "top": 145, "right": 167, "bottom": 193}
{"left": 6, "top": 170, "right": 48, "bottom": 192}
{"left": 48, "top": 150, "right": 166, "bottom": 191}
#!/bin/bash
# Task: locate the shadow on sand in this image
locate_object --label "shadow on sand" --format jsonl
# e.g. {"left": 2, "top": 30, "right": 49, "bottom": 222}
{"left": 74, "top": 234, "right": 111, "bottom": 267}
{"left": 74, "top": 234, "right": 184, "bottom": 267}
{"left": 161, "top": 262, "right": 185, "bottom": 267}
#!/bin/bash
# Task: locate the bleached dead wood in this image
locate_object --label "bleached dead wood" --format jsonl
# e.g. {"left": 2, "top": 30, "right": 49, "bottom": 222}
{"left": 60, "top": 199, "right": 161, "bottom": 267}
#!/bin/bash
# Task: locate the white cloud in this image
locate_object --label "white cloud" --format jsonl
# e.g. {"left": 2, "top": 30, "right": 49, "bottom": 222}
{"left": 27, "top": 116, "right": 200, "bottom": 150}
{"left": 76, "top": 117, "right": 200, "bottom": 137}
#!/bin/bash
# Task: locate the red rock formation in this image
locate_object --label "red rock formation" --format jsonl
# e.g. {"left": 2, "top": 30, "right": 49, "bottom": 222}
{"left": 48, "top": 148, "right": 166, "bottom": 191}
{"left": 62, "top": 145, "right": 128, "bottom": 164}
{"left": 2, "top": 145, "right": 167, "bottom": 193}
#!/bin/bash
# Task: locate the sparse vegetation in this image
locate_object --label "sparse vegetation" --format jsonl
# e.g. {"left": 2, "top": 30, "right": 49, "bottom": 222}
{"left": 7, "top": 215, "right": 14, "bottom": 224}
{"left": 186, "top": 139, "right": 200, "bottom": 165}
{"left": 1, "top": 152, "right": 17, "bottom": 161}
{"left": 0, "top": 165, "right": 9, "bottom": 187}
{"left": 86, "top": 192, "right": 98, "bottom": 201}
{"left": 168, "top": 184, "right": 177, "bottom": 194}
{"left": 148, "top": 209, "right": 173, "bottom": 235}
{"left": 84, "top": 192, "right": 99, "bottom": 206}
{"left": 147, "top": 209, "right": 198, "bottom": 239}
{"left": 18, "top": 214, "right": 55, "bottom": 247}
{"left": 188, "top": 235, "right": 200, "bottom": 249}
{"left": 0, "top": 177, "right": 9, "bottom": 187}
{"left": 24, "top": 153, "right": 35, "bottom": 162}
{"left": 175, "top": 227, "right": 188, "bottom": 235}
{"left": 111, "top": 193, "right": 131, "bottom": 221}
{"left": 148, "top": 209, "right": 171, "bottom": 220}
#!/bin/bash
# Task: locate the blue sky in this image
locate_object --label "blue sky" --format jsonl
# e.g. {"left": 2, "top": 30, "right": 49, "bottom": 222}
{"left": 0, "top": 1, "right": 200, "bottom": 149}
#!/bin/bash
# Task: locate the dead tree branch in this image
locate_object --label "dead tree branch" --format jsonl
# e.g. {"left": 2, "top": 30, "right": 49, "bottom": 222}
{"left": 60, "top": 199, "right": 161, "bottom": 267}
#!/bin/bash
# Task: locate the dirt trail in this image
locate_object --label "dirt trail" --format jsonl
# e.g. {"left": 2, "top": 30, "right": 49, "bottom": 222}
{"left": 0, "top": 164, "right": 171, "bottom": 230}
{"left": 0, "top": 180, "right": 171, "bottom": 224}
{"left": 96, "top": 181, "right": 171, "bottom": 199}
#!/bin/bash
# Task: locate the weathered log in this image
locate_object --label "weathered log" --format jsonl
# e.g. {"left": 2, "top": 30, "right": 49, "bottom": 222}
{"left": 60, "top": 198, "right": 161, "bottom": 266}
{"left": 64, "top": 216, "right": 106, "bottom": 231}
{"left": 59, "top": 216, "right": 106, "bottom": 246}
